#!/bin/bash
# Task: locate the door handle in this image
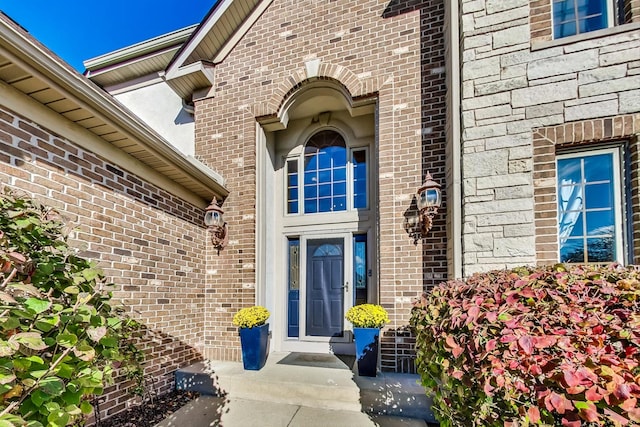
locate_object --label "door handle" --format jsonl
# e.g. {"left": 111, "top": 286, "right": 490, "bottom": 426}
{"left": 341, "top": 282, "right": 349, "bottom": 292}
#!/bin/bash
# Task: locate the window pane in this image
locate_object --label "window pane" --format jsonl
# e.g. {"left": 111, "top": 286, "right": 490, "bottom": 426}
{"left": 305, "top": 184, "right": 317, "bottom": 198}
{"left": 554, "top": 0, "right": 576, "bottom": 21}
{"left": 318, "top": 198, "right": 331, "bottom": 212}
{"left": 557, "top": 157, "right": 582, "bottom": 183}
{"left": 319, "top": 184, "right": 331, "bottom": 197}
{"left": 554, "top": 0, "right": 609, "bottom": 38}
{"left": 318, "top": 169, "right": 332, "bottom": 183}
{"left": 559, "top": 211, "right": 583, "bottom": 239}
{"left": 304, "top": 171, "right": 316, "bottom": 185}
{"left": 586, "top": 237, "right": 614, "bottom": 262}
{"left": 560, "top": 238, "right": 585, "bottom": 263}
{"left": 318, "top": 152, "right": 332, "bottom": 169}
{"left": 333, "top": 196, "right": 346, "bottom": 211}
{"left": 584, "top": 153, "right": 612, "bottom": 182}
{"left": 334, "top": 166, "right": 346, "bottom": 181}
{"left": 585, "top": 210, "right": 614, "bottom": 235}
{"left": 305, "top": 199, "right": 317, "bottom": 214}
{"left": 585, "top": 183, "right": 613, "bottom": 209}
{"left": 353, "top": 149, "right": 367, "bottom": 209}
{"left": 288, "top": 238, "right": 300, "bottom": 338}
{"left": 333, "top": 182, "right": 346, "bottom": 196}
{"left": 287, "top": 160, "right": 299, "bottom": 214}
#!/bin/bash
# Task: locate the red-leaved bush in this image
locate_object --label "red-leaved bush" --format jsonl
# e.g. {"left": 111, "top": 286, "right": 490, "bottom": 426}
{"left": 410, "top": 264, "right": 640, "bottom": 427}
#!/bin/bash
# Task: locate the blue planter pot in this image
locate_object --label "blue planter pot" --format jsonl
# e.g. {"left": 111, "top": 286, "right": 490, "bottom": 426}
{"left": 353, "top": 327, "right": 380, "bottom": 377}
{"left": 239, "top": 323, "right": 269, "bottom": 370}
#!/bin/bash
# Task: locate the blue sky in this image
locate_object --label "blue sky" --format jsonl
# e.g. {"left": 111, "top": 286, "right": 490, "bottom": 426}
{"left": 0, "top": 1, "right": 214, "bottom": 71}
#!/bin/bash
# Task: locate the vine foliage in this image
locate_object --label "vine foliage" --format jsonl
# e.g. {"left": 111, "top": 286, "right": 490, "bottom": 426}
{"left": 0, "top": 191, "right": 143, "bottom": 426}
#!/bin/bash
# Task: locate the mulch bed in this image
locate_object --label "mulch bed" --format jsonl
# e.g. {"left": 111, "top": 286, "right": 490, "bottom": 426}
{"left": 96, "top": 391, "right": 199, "bottom": 427}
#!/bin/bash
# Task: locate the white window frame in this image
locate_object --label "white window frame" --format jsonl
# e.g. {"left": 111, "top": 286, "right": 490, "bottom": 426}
{"left": 551, "top": 0, "right": 616, "bottom": 39}
{"left": 555, "top": 147, "right": 624, "bottom": 264}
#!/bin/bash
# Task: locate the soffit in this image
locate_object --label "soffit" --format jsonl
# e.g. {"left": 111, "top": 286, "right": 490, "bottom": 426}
{"left": 83, "top": 25, "right": 196, "bottom": 88}
{"left": 0, "top": 13, "right": 227, "bottom": 203}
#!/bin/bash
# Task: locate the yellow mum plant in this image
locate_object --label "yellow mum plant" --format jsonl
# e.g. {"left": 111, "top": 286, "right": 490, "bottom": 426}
{"left": 233, "top": 306, "right": 270, "bottom": 328}
{"left": 345, "top": 304, "right": 389, "bottom": 328}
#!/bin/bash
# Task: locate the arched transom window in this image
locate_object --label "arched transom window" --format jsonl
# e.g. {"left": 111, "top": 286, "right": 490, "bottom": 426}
{"left": 286, "top": 129, "right": 368, "bottom": 214}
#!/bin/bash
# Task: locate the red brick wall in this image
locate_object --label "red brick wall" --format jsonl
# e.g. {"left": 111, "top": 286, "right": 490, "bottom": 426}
{"left": 0, "top": 106, "right": 207, "bottom": 419}
{"left": 195, "top": 0, "right": 447, "bottom": 372}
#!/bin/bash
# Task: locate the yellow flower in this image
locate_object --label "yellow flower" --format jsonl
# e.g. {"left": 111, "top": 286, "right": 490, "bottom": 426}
{"left": 345, "top": 304, "right": 389, "bottom": 328}
{"left": 233, "top": 306, "right": 270, "bottom": 328}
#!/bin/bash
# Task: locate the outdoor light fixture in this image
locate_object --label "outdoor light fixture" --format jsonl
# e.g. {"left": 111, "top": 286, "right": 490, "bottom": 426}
{"left": 204, "top": 196, "right": 228, "bottom": 251}
{"left": 406, "top": 172, "right": 441, "bottom": 244}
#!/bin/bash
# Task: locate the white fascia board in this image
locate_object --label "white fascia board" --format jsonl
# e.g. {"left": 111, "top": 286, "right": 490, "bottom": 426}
{"left": 165, "top": 0, "right": 235, "bottom": 78}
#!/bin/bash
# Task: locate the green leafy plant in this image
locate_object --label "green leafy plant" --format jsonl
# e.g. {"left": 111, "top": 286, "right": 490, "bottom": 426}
{"left": 410, "top": 264, "right": 640, "bottom": 427}
{"left": 232, "top": 306, "right": 270, "bottom": 329}
{"left": 346, "top": 304, "right": 390, "bottom": 329}
{"left": 0, "top": 190, "right": 143, "bottom": 426}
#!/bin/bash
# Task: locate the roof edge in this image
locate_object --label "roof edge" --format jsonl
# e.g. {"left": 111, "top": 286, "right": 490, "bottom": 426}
{"left": 0, "top": 14, "right": 228, "bottom": 201}
{"left": 83, "top": 24, "right": 197, "bottom": 72}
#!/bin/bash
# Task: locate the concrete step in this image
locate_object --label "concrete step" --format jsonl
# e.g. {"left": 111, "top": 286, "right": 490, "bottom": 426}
{"left": 174, "top": 352, "right": 437, "bottom": 423}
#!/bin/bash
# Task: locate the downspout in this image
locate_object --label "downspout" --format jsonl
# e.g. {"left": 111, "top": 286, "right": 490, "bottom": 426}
{"left": 445, "top": 0, "right": 463, "bottom": 279}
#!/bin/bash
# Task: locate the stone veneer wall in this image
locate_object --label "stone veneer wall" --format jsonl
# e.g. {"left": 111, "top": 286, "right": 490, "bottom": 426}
{"left": 460, "top": 0, "right": 640, "bottom": 274}
{"left": 195, "top": 0, "right": 447, "bottom": 372}
{"left": 0, "top": 106, "right": 207, "bottom": 419}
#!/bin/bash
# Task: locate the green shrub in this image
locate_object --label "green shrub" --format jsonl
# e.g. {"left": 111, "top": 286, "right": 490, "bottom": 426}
{"left": 0, "top": 191, "right": 143, "bottom": 426}
{"left": 410, "top": 264, "right": 640, "bottom": 427}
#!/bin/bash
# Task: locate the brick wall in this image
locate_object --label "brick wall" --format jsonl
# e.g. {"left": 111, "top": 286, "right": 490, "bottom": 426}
{"left": 194, "top": 0, "right": 447, "bottom": 371}
{"left": 0, "top": 106, "right": 207, "bottom": 419}
{"left": 460, "top": 0, "right": 640, "bottom": 274}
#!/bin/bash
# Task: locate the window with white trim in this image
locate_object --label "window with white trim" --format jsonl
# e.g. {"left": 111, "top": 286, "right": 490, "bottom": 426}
{"left": 556, "top": 147, "right": 625, "bottom": 263}
{"left": 552, "top": 0, "right": 615, "bottom": 38}
{"left": 286, "top": 129, "right": 368, "bottom": 215}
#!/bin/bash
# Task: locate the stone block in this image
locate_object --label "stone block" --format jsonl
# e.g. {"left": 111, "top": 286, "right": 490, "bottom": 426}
{"left": 476, "top": 210, "right": 533, "bottom": 226}
{"left": 579, "top": 75, "right": 640, "bottom": 98}
{"left": 511, "top": 81, "right": 577, "bottom": 108}
{"left": 563, "top": 31, "right": 640, "bottom": 54}
{"left": 501, "top": 47, "right": 564, "bottom": 67}
{"left": 493, "top": 25, "right": 529, "bottom": 49}
{"left": 464, "top": 198, "right": 533, "bottom": 215}
{"left": 528, "top": 50, "right": 599, "bottom": 80}
{"left": 463, "top": 56, "right": 501, "bottom": 81}
{"left": 600, "top": 47, "right": 640, "bottom": 66}
{"left": 486, "top": 0, "right": 528, "bottom": 14}
{"left": 464, "top": 233, "right": 494, "bottom": 252}
{"left": 477, "top": 172, "right": 530, "bottom": 189}
{"left": 475, "top": 76, "right": 528, "bottom": 96}
{"left": 578, "top": 64, "right": 627, "bottom": 84}
{"left": 485, "top": 133, "right": 530, "bottom": 151}
{"left": 464, "top": 123, "right": 507, "bottom": 140}
{"left": 508, "top": 158, "right": 532, "bottom": 173}
{"left": 464, "top": 34, "right": 492, "bottom": 49}
{"left": 475, "top": 7, "right": 529, "bottom": 28}
{"left": 462, "top": 91, "right": 511, "bottom": 110}
{"left": 525, "top": 102, "right": 564, "bottom": 119}
{"left": 506, "top": 115, "right": 564, "bottom": 134}
{"left": 463, "top": 149, "right": 509, "bottom": 178}
{"left": 462, "top": 0, "right": 485, "bottom": 14}
{"left": 493, "top": 236, "right": 535, "bottom": 257}
{"left": 495, "top": 184, "right": 533, "bottom": 199}
{"left": 501, "top": 63, "right": 527, "bottom": 79}
{"left": 564, "top": 93, "right": 616, "bottom": 106}
{"left": 565, "top": 99, "right": 619, "bottom": 121}
{"left": 620, "top": 89, "right": 640, "bottom": 113}
{"left": 475, "top": 104, "right": 512, "bottom": 120}
{"left": 503, "top": 224, "right": 533, "bottom": 237}
{"left": 508, "top": 145, "right": 532, "bottom": 160}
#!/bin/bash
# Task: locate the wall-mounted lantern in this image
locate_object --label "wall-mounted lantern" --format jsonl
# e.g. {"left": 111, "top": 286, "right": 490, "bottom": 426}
{"left": 407, "top": 172, "right": 441, "bottom": 244}
{"left": 204, "top": 197, "right": 228, "bottom": 251}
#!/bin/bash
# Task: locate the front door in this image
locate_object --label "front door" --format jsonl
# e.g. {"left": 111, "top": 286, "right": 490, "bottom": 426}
{"left": 306, "top": 238, "right": 344, "bottom": 337}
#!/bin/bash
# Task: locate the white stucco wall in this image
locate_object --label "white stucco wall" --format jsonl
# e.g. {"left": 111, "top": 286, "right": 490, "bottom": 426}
{"left": 114, "top": 81, "right": 195, "bottom": 156}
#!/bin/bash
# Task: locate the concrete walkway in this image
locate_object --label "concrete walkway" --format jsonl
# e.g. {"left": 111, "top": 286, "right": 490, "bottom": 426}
{"left": 159, "top": 352, "right": 437, "bottom": 427}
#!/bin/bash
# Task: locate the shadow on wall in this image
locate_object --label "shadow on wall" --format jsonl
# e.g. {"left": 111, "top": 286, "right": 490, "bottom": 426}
{"left": 89, "top": 324, "right": 229, "bottom": 426}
